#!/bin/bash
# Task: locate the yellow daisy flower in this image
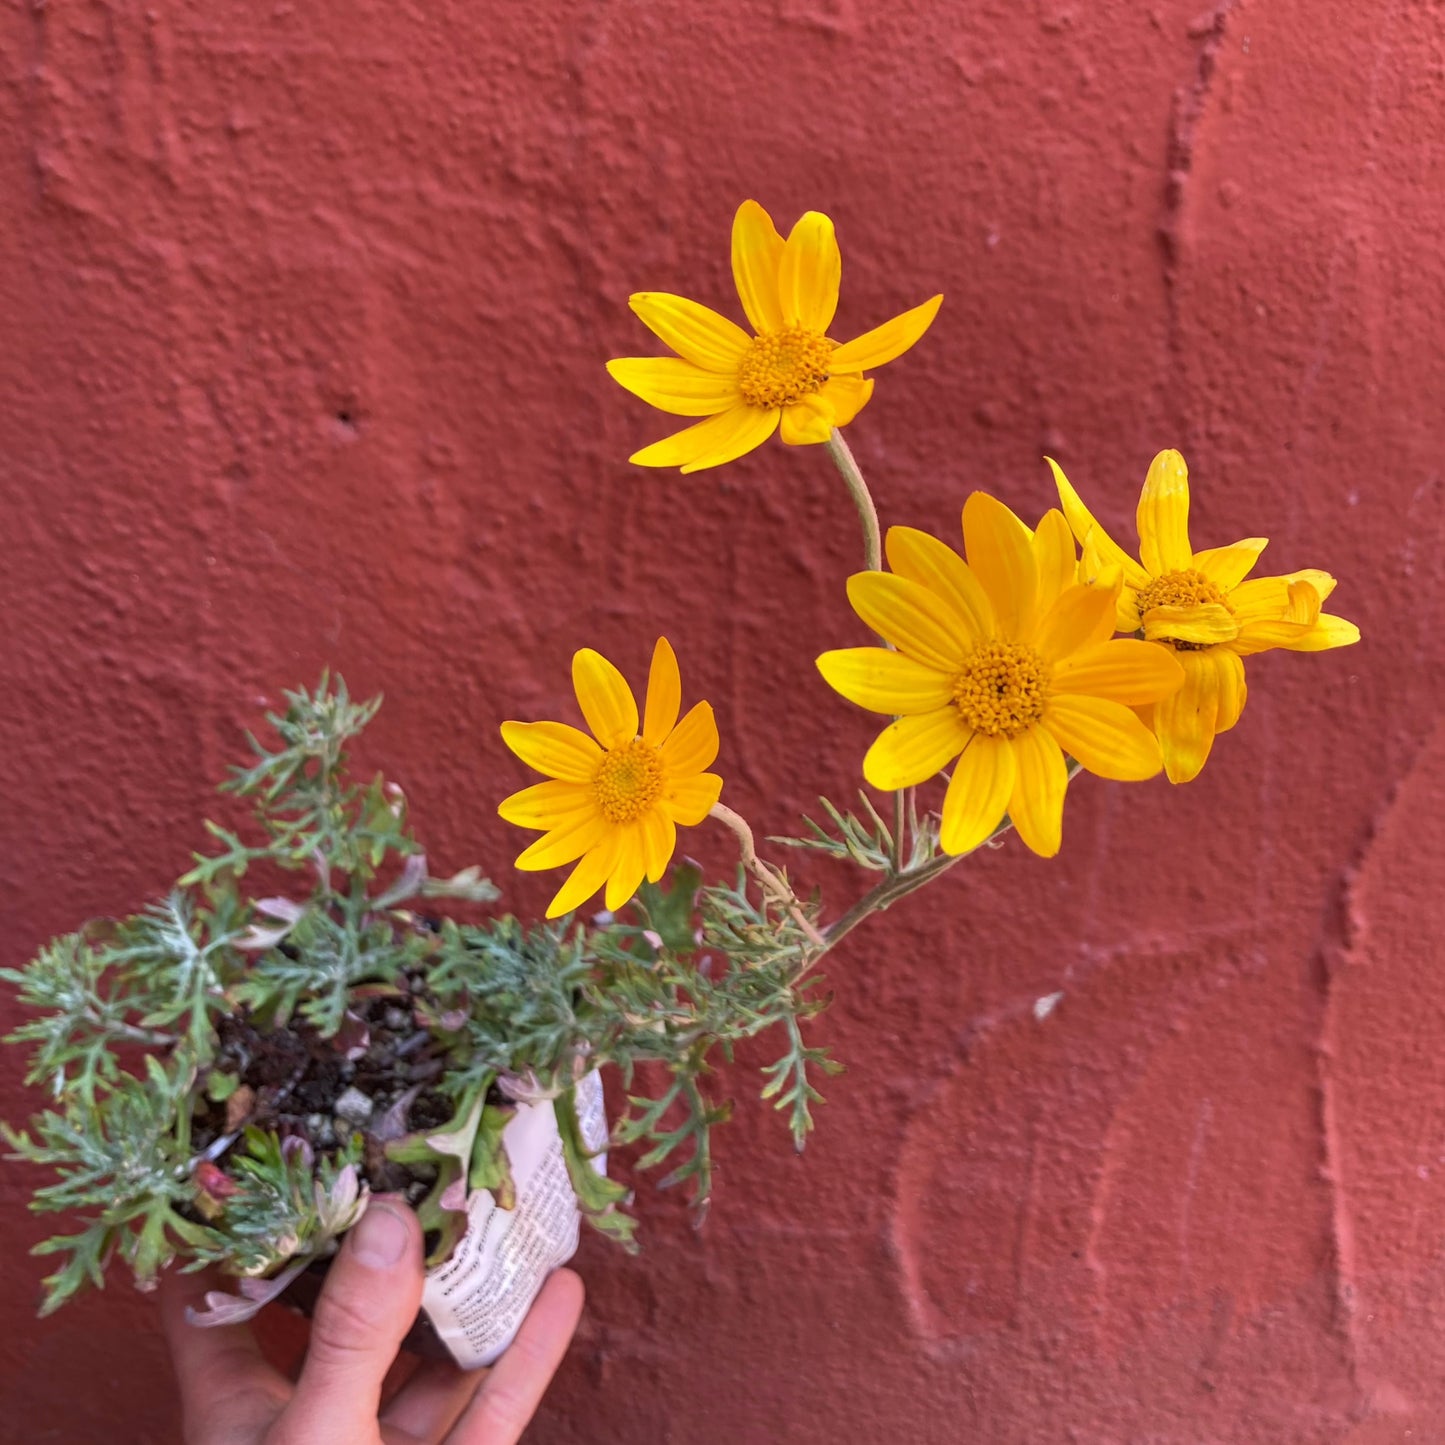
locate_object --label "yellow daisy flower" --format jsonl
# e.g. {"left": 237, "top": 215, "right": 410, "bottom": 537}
{"left": 607, "top": 199, "right": 943, "bottom": 473}
{"left": 498, "top": 639, "right": 723, "bottom": 918}
{"left": 1049, "top": 448, "right": 1361, "bottom": 784}
{"left": 816, "top": 496, "right": 1186, "bottom": 858}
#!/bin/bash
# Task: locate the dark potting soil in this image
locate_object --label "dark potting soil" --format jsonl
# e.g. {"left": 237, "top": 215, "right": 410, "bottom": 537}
{"left": 189, "top": 973, "right": 483, "bottom": 1202}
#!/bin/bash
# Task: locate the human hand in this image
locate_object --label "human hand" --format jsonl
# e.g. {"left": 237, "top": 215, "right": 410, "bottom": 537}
{"left": 161, "top": 1197, "right": 584, "bottom": 1445}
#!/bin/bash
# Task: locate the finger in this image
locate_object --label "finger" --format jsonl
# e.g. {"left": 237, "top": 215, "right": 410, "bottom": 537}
{"left": 159, "top": 1266, "right": 288, "bottom": 1441}
{"left": 381, "top": 1357, "right": 486, "bottom": 1443}
{"left": 449, "top": 1269, "right": 585, "bottom": 1445}
{"left": 281, "top": 1198, "right": 426, "bottom": 1445}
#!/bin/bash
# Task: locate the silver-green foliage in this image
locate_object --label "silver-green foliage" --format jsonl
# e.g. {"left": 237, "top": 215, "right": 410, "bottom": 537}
{"left": 3, "top": 677, "right": 840, "bottom": 1314}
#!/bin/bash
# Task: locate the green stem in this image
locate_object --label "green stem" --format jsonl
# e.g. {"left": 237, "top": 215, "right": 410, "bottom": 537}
{"left": 709, "top": 803, "right": 826, "bottom": 949}
{"left": 815, "top": 848, "right": 967, "bottom": 958}
{"left": 824, "top": 427, "right": 907, "bottom": 862}
{"left": 824, "top": 428, "right": 881, "bottom": 573}
{"left": 94, "top": 1015, "right": 178, "bottom": 1050}
{"left": 802, "top": 761, "right": 1085, "bottom": 970}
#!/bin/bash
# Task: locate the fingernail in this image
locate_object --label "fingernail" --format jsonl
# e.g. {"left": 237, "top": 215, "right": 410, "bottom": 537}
{"left": 350, "top": 1201, "right": 410, "bottom": 1269}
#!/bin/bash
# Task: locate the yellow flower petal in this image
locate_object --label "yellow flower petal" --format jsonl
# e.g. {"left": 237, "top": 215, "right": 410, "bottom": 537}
{"left": 1114, "top": 586, "right": 1143, "bottom": 632}
{"left": 572, "top": 648, "right": 639, "bottom": 749}
{"left": 778, "top": 210, "right": 841, "bottom": 333}
{"left": 779, "top": 393, "right": 835, "bottom": 445}
{"left": 642, "top": 637, "right": 681, "bottom": 746}
{"left": 1141, "top": 601, "right": 1240, "bottom": 646}
{"left": 1210, "top": 646, "right": 1247, "bottom": 732}
{"left": 1080, "top": 530, "right": 1141, "bottom": 629}
{"left": 818, "top": 373, "right": 873, "bottom": 427}
{"left": 1274, "top": 612, "right": 1360, "bottom": 652}
{"left": 816, "top": 647, "right": 955, "bottom": 715}
{"left": 1047, "top": 458, "right": 1151, "bottom": 590}
{"left": 662, "top": 772, "right": 723, "bottom": 825}
{"left": 515, "top": 811, "right": 610, "bottom": 871}
{"left": 605, "top": 826, "right": 650, "bottom": 912}
{"left": 1043, "top": 695, "right": 1163, "bottom": 782}
{"left": 1192, "top": 537, "right": 1268, "bottom": 591}
{"left": 639, "top": 807, "right": 677, "bottom": 883}
{"left": 1149, "top": 649, "right": 1225, "bottom": 783}
{"left": 1285, "top": 567, "right": 1338, "bottom": 605}
{"left": 1228, "top": 624, "right": 1305, "bottom": 656}
{"left": 846, "top": 571, "right": 970, "bottom": 673}
{"left": 1226, "top": 565, "right": 1338, "bottom": 626}
{"left": 829, "top": 294, "right": 943, "bottom": 373}
{"left": 731, "top": 199, "right": 786, "bottom": 335}
{"left": 1229, "top": 578, "right": 1324, "bottom": 654}
{"left": 962, "top": 491, "right": 1038, "bottom": 640}
{"left": 862, "top": 706, "right": 971, "bottom": 790}
{"left": 497, "top": 779, "right": 595, "bottom": 830}
{"left": 883, "top": 527, "right": 994, "bottom": 641}
{"left": 939, "top": 734, "right": 1016, "bottom": 855}
{"left": 1008, "top": 724, "right": 1068, "bottom": 858}
{"left": 627, "top": 292, "right": 751, "bottom": 373}
{"left": 1228, "top": 574, "right": 1296, "bottom": 624}
{"left": 606, "top": 357, "right": 742, "bottom": 417}
{"left": 546, "top": 833, "right": 621, "bottom": 918}
{"left": 1034, "top": 583, "right": 1118, "bottom": 663}
{"left": 500, "top": 720, "right": 603, "bottom": 784}
{"left": 1136, "top": 448, "right": 1193, "bottom": 575}
{"left": 661, "top": 700, "right": 719, "bottom": 775}
{"left": 1032, "top": 509, "right": 1079, "bottom": 618}
{"left": 629, "top": 404, "right": 780, "bottom": 472}
{"left": 1048, "top": 639, "right": 1185, "bottom": 704}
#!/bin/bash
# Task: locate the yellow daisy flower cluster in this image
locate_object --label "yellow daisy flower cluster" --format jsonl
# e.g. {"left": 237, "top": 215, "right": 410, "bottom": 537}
{"left": 816, "top": 457, "right": 1358, "bottom": 855}
{"left": 498, "top": 199, "right": 1358, "bottom": 913}
{"left": 817, "top": 496, "right": 1184, "bottom": 858}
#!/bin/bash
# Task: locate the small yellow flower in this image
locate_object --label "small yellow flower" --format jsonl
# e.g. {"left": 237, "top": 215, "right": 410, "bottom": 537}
{"left": 1050, "top": 448, "right": 1360, "bottom": 784}
{"left": 607, "top": 199, "right": 943, "bottom": 473}
{"left": 817, "top": 496, "right": 1185, "bottom": 858}
{"left": 498, "top": 639, "right": 723, "bottom": 918}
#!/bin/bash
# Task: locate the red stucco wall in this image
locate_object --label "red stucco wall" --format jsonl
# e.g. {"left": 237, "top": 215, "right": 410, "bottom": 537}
{"left": 2, "top": 2, "right": 1441, "bottom": 1440}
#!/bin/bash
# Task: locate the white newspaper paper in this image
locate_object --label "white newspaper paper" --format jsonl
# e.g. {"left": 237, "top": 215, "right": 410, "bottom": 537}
{"left": 420, "top": 1071, "right": 607, "bottom": 1368}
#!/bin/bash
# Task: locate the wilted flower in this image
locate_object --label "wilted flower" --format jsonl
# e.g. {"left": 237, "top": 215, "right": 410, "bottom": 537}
{"left": 1051, "top": 449, "right": 1360, "bottom": 782}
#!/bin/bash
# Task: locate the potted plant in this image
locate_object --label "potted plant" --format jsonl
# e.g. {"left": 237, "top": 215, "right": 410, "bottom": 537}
{"left": 3, "top": 672, "right": 823, "bottom": 1366}
{"left": 3, "top": 199, "right": 1360, "bottom": 1369}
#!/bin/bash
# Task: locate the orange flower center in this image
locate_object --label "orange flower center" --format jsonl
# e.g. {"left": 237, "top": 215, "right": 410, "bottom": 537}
{"left": 1134, "top": 568, "right": 1232, "bottom": 651}
{"left": 737, "top": 325, "right": 833, "bottom": 409}
{"left": 593, "top": 738, "right": 664, "bottom": 824}
{"left": 952, "top": 641, "right": 1050, "bottom": 738}
{"left": 1135, "top": 568, "right": 1229, "bottom": 613}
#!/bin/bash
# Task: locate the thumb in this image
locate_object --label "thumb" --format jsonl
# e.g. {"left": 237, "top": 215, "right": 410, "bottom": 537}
{"left": 281, "top": 1197, "right": 425, "bottom": 1445}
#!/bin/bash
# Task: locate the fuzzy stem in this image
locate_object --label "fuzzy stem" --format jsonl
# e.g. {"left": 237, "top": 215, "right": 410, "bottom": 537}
{"left": 824, "top": 428, "right": 881, "bottom": 574}
{"left": 818, "top": 848, "right": 972, "bottom": 956}
{"left": 811, "top": 761, "right": 1085, "bottom": 962}
{"left": 107, "top": 1019, "right": 179, "bottom": 1049}
{"left": 709, "top": 803, "right": 826, "bottom": 949}
{"left": 824, "top": 427, "right": 909, "bottom": 864}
